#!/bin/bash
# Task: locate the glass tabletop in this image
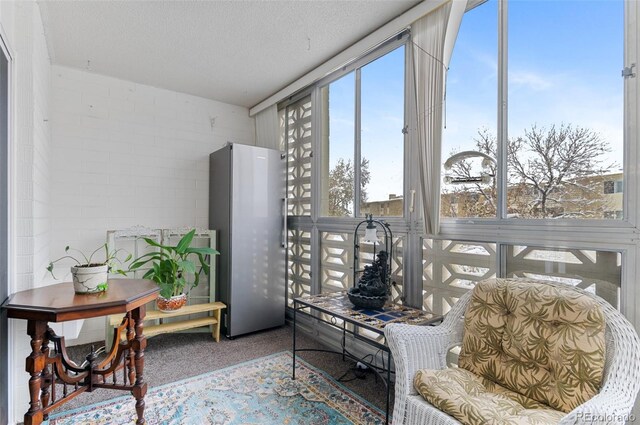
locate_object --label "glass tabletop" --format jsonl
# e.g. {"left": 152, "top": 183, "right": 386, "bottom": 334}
{"left": 294, "top": 291, "right": 441, "bottom": 334}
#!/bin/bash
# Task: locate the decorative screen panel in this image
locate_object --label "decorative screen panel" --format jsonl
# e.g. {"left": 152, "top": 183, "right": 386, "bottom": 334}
{"left": 390, "top": 236, "right": 404, "bottom": 304}
{"left": 286, "top": 96, "right": 312, "bottom": 216}
{"left": 287, "top": 229, "right": 312, "bottom": 307}
{"left": 422, "top": 239, "right": 497, "bottom": 315}
{"left": 320, "top": 232, "right": 354, "bottom": 293}
{"left": 505, "top": 245, "right": 621, "bottom": 308}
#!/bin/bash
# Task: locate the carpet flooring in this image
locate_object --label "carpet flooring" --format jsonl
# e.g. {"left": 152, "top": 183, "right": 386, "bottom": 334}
{"left": 49, "top": 351, "right": 385, "bottom": 425}
{"left": 53, "top": 324, "right": 393, "bottom": 420}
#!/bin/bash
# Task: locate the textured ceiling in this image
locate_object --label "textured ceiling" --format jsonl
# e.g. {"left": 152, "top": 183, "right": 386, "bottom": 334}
{"left": 38, "top": 0, "right": 420, "bottom": 108}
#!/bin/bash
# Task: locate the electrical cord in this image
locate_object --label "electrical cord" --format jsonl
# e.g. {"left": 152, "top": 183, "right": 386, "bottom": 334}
{"left": 336, "top": 353, "right": 376, "bottom": 383}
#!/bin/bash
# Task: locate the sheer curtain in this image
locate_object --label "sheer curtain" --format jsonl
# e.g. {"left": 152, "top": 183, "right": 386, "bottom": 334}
{"left": 255, "top": 104, "right": 281, "bottom": 150}
{"left": 411, "top": 0, "right": 466, "bottom": 235}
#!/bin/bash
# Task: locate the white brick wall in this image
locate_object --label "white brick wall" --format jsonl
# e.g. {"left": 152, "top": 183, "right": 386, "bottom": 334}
{"left": 2, "top": 4, "right": 255, "bottom": 421}
{"left": 49, "top": 66, "right": 255, "bottom": 345}
{"left": 0, "top": 1, "right": 52, "bottom": 423}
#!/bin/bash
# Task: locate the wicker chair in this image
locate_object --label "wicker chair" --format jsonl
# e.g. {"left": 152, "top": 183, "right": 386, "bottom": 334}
{"left": 385, "top": 279, "right": 640, "bottom": 425}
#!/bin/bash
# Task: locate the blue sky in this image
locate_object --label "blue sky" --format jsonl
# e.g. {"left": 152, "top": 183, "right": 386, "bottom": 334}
{"left": 444, "top": 0, "right": 623, "bottom": 173}
{"left": 327, "top": 0, "right": 623, "bottom": 204}
{"left": 327, "top": 47, "right": 405, "bottom": 204}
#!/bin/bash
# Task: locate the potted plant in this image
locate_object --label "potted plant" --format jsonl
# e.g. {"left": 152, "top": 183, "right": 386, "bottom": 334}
{"left": 47, "top": 244, "right": 131, "bottom": 294}
{"left": 129, "top": 229, "right": 219, "bottom": 312}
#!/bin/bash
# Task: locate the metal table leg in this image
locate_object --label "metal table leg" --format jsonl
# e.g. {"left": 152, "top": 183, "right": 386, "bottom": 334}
{"left": 292, "top": 300, "right": 297, "bottom": 380}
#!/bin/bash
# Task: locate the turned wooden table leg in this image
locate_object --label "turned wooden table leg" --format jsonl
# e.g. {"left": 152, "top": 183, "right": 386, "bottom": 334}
{"left": 40, "top": 329, "right": 52, "bottom": 420}
{"left": 24, "top": 320, "right": 47, "bottom": 425}
{"left": 131, "top": 305, "right": 147, "bottom": 425}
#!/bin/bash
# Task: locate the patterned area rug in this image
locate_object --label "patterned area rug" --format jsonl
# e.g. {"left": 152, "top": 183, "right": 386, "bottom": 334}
{"left": 48, "top": 351, "right": 384, "bottom": 424}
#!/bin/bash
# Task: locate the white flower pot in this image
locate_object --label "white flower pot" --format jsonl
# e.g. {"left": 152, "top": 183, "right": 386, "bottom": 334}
{"left": 71, "top": 264, "right": 109, "bottom": 294}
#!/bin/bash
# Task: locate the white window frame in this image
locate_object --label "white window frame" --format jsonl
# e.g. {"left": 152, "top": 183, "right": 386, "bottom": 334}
{"left": 434, "top": 0, "right": 640, "bottom": 330}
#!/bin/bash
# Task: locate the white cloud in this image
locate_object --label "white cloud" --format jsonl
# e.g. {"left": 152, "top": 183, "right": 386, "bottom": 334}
{"left": 509, "top": 70, "right": 553, "bottom": 91}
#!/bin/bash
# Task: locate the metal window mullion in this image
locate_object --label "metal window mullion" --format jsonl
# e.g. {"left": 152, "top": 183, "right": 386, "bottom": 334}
{"left": 497, "top": 0, "right": 508, "bottom": 221}
{"left": 354, "top": 68, "right": 362, "bottom": 218}
{"left": 311, "top": 87, "right": 321, "bottom": 222}
{"left": 623, "top": 0, "right": 638, "bottom": 227}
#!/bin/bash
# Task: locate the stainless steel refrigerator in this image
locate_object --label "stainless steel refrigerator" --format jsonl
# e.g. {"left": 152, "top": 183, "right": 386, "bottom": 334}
{"left": 209, "top": 143, "right": 286, "bottom": 338}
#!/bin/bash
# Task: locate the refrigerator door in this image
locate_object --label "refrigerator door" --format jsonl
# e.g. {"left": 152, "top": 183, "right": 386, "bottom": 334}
{"left": 229, "top": 144, "right": 285, "bottom": 336}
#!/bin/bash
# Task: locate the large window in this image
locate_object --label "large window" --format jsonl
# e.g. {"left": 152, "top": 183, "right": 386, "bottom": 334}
{"left": 441, "top": 0, "right": 624, "bottom": 220}
{"left": 441, "top": 0, "right": 498, "bottom": 219}
{"left": 284, "top": 39, "right": 409, "bottom": 304}
{"left": 320, "top": 45, "right": 406, "bottom": 218}
{"left": 283, "top": 0, "right": 634, "bottom": 325}
{"left": 426, "top": 0, "right": 630, "bottom": 317}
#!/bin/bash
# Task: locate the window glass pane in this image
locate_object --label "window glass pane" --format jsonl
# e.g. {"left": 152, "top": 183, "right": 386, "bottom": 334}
{"left": 320, "top": 73, "right": 356, "bottom": 217}
{"left": 507, "top": 1, "right": 623, "bottom": 219}
{"left": 505, "top": 245, "right": 621, "bottom": 308}
{"left": 360, "top": 46, "right": 405, "bottom": 217}
{"left": 422, "top": 239, "right": 497, "bottom": 315}
{"left": 441, "top": 0, "right": 498, "bottom": 219}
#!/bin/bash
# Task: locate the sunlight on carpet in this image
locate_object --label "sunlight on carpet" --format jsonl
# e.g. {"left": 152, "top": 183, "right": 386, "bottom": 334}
{"left": 48, "top": 351, "right": 384, "bottom": 425}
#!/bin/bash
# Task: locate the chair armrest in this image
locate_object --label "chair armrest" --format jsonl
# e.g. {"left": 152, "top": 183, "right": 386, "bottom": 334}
{"left": 385, "top": 321, "right": 463, "bottom": 397}
{"left": 559, "top": 307, "right": 640, "bottom": 425}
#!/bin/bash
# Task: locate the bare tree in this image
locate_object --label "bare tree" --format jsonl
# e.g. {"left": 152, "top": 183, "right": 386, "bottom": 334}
{"left": 328, "top": 158, "right": 371, "bottom": 216}
{"left": 443, "top": 124, "right": 615, "bottom": 218}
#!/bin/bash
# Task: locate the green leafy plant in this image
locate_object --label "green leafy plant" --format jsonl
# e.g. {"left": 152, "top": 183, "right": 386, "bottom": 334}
{"left": 128, "top": 229, "right": 219, "bottom": 299}
{"left": 46, "top": 244, "right": 132, "bottom": 281}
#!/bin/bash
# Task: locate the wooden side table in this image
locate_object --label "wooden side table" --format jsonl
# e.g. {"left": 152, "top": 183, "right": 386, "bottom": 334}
{"left": 2, "top": 279, "right": 159, "bottom": 425}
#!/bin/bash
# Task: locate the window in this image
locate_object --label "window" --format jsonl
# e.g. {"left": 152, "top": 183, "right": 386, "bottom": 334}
{"left": 428, "top": 0, "right": 632, "bottom": 319}
{"left": 320, "top": 45, "right": 406, "bottom": 218}
{"left": 507, "top": 0, "right": 623, "bottom": 219}
{"left": 284, "top": 39, "right": 410, "bottom": 304}
{"left": 320, "top": 73, "right": 356, "bottom": 217}
{"left": 442, "top": 0, "right": 624, "bottom": 221}
{"left": 441, "top": 0, "right": 498, "bottom": 219}
{"left": 603, "top": 180, "right": 623, "bottom": 194}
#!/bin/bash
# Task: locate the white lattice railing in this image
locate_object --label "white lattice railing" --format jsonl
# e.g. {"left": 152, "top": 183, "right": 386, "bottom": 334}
{"left": 286, "top": 96, "right": 312, "bottom": 217}
{"left": 421, "top": 240, "right": 621, "bottom": 316}
{"left": 422, "top": 239, "right": 497, "bottom": 316}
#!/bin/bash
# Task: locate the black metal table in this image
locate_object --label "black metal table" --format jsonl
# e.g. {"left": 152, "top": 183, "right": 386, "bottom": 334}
{"left": 292, "top": 291, "right": 441, "bottom": 425}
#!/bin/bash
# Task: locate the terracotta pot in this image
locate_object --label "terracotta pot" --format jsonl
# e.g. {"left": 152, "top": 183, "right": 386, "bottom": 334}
{"left": 71, "top": 264, "right": 109, "bottom": 294}
{"left": 156, "top": 293, "right": 187, "bottom": 312}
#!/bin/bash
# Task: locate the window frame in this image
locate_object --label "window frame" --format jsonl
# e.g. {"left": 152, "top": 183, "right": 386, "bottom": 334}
{"left": 439, "top": 0, "right": 635, "bottom": 230}
{"left": 314, "top": 32, "right": 410, "bottom": 220}
{"left": 429, "top": 0, "right": 639, "bottom": 330}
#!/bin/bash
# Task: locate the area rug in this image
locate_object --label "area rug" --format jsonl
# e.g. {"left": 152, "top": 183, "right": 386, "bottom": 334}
{"left": 48, "top": 351, "right": 384, "bottom": 424}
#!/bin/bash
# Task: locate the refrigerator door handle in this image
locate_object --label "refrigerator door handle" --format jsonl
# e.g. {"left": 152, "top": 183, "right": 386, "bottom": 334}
{"left": 281, "top": 197, "right": 288, "bottom": 248}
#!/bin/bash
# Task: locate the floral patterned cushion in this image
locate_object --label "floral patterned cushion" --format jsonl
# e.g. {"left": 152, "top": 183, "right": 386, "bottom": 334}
{"left": 414, "top": 367, "right": 566, "bottom": 425}
{"left": 458, "top": 278, "right": 606, "bottom": 413}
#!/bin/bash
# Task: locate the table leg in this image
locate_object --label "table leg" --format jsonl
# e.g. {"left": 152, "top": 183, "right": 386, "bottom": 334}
{"left": 131, "top": 306, "right": 148, "bottom": 425}
{"left": 292, "top": 301, "right": 296, "bottom": 380}
{"left": 40, "top": 330, "right": 51, "bottom": 420}
{"left": 24, "top": 320, "right": 47, "bottom": 425}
